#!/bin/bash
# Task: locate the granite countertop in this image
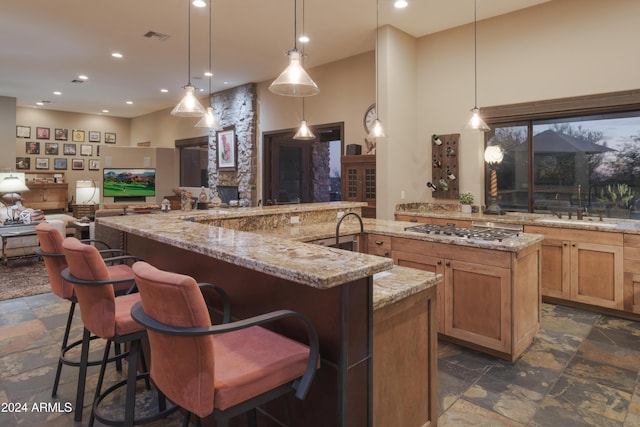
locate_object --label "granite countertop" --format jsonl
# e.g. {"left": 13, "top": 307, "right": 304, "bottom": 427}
{"left": 98, "top": 210, "right": 393, "bottom": 290}
{"left": 395, "top": 204, "right": 640, "bottom": 234}
{"left": 373, "top": 266, "right": 441, "bottom": 310}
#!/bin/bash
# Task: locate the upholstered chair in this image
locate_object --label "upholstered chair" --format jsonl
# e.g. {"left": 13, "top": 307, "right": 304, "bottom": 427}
{"left": 35, "top": 222, "right": 135, "bottom": 422}
{"left": 130, "top": 261, "right": 320, "bottom": 427}
{"left": 61, "top": 237, "right": 175, "bottom": 427}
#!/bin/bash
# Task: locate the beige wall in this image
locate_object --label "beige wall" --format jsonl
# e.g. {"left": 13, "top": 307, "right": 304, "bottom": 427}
{"left": 377, "top": 0, "right": 640, "bottom": 219}
{"left": 0, "top": 96, "right": 17, "bottom": 172}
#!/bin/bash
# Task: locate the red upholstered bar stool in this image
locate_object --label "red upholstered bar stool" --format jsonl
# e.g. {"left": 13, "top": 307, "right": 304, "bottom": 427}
{"left": 35, "top": 222, "right": 136, "bottom": 422}
{"left": 130, "top": 261, "right": 320, "bottom": 427}
{"left": 61, "top": 237, "right": 176, "bottom": 427}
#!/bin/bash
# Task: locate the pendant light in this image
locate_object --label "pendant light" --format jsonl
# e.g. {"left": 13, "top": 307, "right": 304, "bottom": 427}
{"left": 293, "top": 0, "right": 315, "bottom": 140}
{"left": 171, "top": 0, "right": 207, "bottom": 117}
{"left": 269, "top": 0, "right": 319, "bottom": 97}
{"left": 195, "top": 0, "right": 222, "bottom": 129}
{"left": 464, "top": 0, "right": 490, "bottom": 132}
{"left": 368, "top": 0, "right": 385, "bottom": 140}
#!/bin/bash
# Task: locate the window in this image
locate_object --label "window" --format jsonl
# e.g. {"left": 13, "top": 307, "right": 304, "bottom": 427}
{"left": 484, "top": 91, "right": 640, "bottom": 219}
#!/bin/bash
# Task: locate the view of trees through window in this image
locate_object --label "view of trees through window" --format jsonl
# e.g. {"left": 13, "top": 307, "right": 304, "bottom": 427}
{"left": 487, "top": 111, "right": 640, "bottom": 219}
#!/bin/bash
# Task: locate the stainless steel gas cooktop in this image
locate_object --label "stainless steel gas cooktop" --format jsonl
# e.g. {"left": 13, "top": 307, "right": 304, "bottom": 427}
{"left": 404, "top": 223, "right": 522, "bottom": 242}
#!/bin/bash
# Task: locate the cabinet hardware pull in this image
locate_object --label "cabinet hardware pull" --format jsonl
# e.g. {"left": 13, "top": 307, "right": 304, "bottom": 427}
{"left": 445, "top": 261, "right": 451, "bottom": 267}
{"left": 375, "top": 240, "right": 383, "bottom": 245}
{"left": 437, "top": 260, "right": 442, "bottom": 265}
{"left": 384, "top": 251, "right": 389, "bottom": 257}
{"left": 410, "top": 219, "right": 417, "bottom": 222}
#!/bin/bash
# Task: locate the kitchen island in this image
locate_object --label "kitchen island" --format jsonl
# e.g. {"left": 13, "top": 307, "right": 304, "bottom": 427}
{"left": 97, "top": 202, "right": 441, "bottom": 427}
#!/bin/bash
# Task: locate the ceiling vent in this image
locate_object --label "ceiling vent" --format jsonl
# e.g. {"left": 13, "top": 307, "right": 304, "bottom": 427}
{"left": 144, "top": 30, "right": 170, "bottom": 41}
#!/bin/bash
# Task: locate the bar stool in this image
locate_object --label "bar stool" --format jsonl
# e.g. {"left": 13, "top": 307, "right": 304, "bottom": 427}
{"left": 61, "top": 237, "right": 176, "bottom": 427}
{"left": 35, "top": 222, "right": 136, "bottom": 422}
{"left": 130, "top": 261, "right": 320, "bottom": 427}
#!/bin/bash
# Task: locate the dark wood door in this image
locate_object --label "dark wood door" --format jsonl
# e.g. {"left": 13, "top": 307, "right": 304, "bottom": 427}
{"left": 266, "top": 139, "right": 312, "bottom": 204}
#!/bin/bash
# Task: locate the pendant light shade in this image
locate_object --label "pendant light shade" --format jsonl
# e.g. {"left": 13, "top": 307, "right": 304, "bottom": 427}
{"left": 270, "top": 50, "right": 319, "bottom": 97}
{"left": 269, "top": 0, "right": 319, "bottom": 97}
{"left": 171, "top": 0, "right": 206, "bottom": 117}
{"left": 293, "top": 120, "right": 315, "bottom": 140}
{"left": 172, "top": 85, "right": 207, "bottom": 117}
{"left": 465, "top": 0, "right": 490, "bottom": 132}
{"left": 195, "top": 106, "right": 222, "bottom": 129}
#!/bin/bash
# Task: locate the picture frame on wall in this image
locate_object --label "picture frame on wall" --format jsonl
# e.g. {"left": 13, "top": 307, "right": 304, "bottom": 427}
{"left": 26, "top": 141, "right": 40, "bottom": 154}
{"left": 16, "top": 157, "right": 30, "bottom": 170}
{"left": 36, "top": 127, "right": 50, "bottom": 139}
{"left": 72, "top": 158, "right": 84, "bottom": 170}
{"left": 16, "top": 125, "right": 31, "bottom": 138}
{"left": 89, "top": 159, "right": 100, "bottom": 171}
{"left": 80, "top": 144, "right": 92, "bottom": 156}
{"left": 105, "top": 132, "right": 117, "bottom": 144}
{"left": 45, "top": 142, "right": 59, "bottom": 155}
{"left": 35, "top": 157, "right": 49, "bottom": 170}
{"left": 89, "top": 131, "right": 101, "bottom": 142}
{"left": 54, "top": 158, "right": 67, "bottom": 170}
{"left": 55, "top": 128, "right": 68, "bottom": 141}
{"left": 216, "top": 127, "right": 236, "bottom": 171}
{"left": 63, "top": 143, "right": 76, "bottom": 155}
{"left": 72, "top": 129, "right": 85, "bottom": 142}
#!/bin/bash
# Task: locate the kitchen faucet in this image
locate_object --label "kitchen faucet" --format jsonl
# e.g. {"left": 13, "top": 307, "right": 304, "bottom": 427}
{"left": 577, "top": 185, "right": 584, "bottom": 220}
{"left": 336, "top": 211, "right": 364, "bottom": 249}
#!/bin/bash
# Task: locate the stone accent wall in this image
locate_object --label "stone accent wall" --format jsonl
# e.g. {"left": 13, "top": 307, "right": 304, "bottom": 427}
{"left": 207, "top": 83, "right": 257, "bottom": 205}
{"left": 312, "top": 141, "right": 331, "bottom": 202}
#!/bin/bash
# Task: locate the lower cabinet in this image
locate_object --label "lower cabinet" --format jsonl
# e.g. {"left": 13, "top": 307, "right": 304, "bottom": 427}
{"left": 526, "top": 226, "right": 624, "bottom": 310}
{"left": 391, "top": 237, "right": 541, "bottom": 361}
{"left": 623, "top": 234, "right": 640, "bottom": 314}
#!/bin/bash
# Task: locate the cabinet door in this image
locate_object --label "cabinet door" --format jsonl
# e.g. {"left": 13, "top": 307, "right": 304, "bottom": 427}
{"left": 392, "top": 251, "right": 445, "bottom": 333}
{"left": 444, "top": 259, "right": 511, "bottom": 354}
{"left": 539, "top": 238, "right": 571, "bottom": 299}
{"left": 624, "top": 272, "right": 640, "bottom": 314}
{"left": 571, "top": 241, "right": 623, "bottom": 309}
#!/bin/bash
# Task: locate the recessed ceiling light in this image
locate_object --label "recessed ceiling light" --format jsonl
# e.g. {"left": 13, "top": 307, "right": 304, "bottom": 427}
{"left": 102, "top": 109, "right": 109, "bottom": 113}
{"left": 192, "top": 0, "right": 206, "bottom": 7}
{"left": 111, "top": 52, "right": 123, "bottom": 58}
{"left": 126, "top": 101, "right": 133, "bottom": 105}
{"left": 160, "top": 89, "right": 169, "bottom": 93}
{"left": 53, "top": 91, "right": 62, "bottom": 95}
{"left": 223, "top": 81, "right": 229, "bottom": 85}
{"left": 36, "top": 102, "right": 44, "bottom": 106}
{"left": 394, "top": 0, "right": 408, "bottom": 8}
{"left": 204, "top": 71, "right": 213, "bottom": 77}
{"left": 299, "top": 35, "right": 310, "bottom": 43}
{"left": 78, "top": 75, "right": 88, "bottom": 80}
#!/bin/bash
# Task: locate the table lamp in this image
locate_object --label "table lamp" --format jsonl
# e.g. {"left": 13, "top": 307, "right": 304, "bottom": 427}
{"left": 484, "top": 145, "right": 504, "bottom": 215}
{"left": 76, "top": 179, "right": 100, "bottom": 205}
{"left": 0, "top": 173, "right": 30, "bottom": 224}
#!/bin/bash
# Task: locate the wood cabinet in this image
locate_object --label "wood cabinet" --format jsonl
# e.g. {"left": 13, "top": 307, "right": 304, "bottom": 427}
{"left": 391, "top": 237, "right": 540, "bottom": 361}
{"left": 365, "top": 233, "right": 391, "bottom": 258}
{"left": 23, "top": 183, "right": 68, "bottom": 212}
{"left": 623, "top": 234, "right": 640, "bottom": 314}
{"left": 341, "top": 155, "right": 376, "bottom": 218}
{"left": 526, "top": 226, "right": 624, "bottom": 310}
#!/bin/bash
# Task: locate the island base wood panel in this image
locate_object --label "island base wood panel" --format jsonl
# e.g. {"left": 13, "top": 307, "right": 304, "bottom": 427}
{"left": 373, "top": 285, "right": 437, "bottom": 427}
{"left": 124, "top": 233, "right": 372, "bottom": 427}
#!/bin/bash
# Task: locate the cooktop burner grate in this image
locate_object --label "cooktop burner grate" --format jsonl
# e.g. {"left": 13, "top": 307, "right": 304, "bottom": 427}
{"left": 404, "top": 224, "right": 520, "bottom": 242}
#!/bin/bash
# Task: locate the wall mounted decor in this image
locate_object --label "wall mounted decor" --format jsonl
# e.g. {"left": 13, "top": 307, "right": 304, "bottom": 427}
{"left": 16, "top": 157, "right": 30, "bottom": 169}
{"left": 26, "top": 141, "right": 40, "bottom": 154}
{"left": 431, "top": 133, "right": 460, "bottom": 199}
{"left": 89, "top": 159, "right": 100, "bottom": 171}
{"left": 16, "top": 126, "right": 30, "bottom": 138}
{"left": 72, "top": 158, "right": 84, "bottom": 170}
{"left": 36, "top": 127, "right": 50, "bottom": 139}
{"left": 35, "top": 157, "right": 49, "bottom": 170}
{"left": 216, "top": 127, "right": 236, "bottom": 171}
{"left": 105, "top": 132, "right": 116, "bottom": 143}
{"left": 80, "top": 144, "right": 92, "bottom": 156}
{"left": 45, "top": 142, "right": 59, "bottom": 155}
{"left": 89, "top": 131, "right": 101, "bottom": 142}
{"left": 72, "top": 130, "right": 85, "bottom": 142}
{"left": 63, "top": 144, "right": 76, "bottom": 155}
{"left": 55, "top": 128, "right": 68, "bottom": 141}
{"left": 54, "top": 158, "right": 67, "bottom": 170}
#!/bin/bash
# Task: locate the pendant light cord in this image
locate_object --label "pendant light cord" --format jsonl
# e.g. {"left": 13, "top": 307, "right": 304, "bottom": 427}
{"left": 473, "top": 0, "right": 478, "bottom": 109}
{"left": 375, "top": 0, "right": 379, "bottom": 114}
{"left": 187, "top": 0, "right": 192, "bottom": 86}
{"left": 293, "top": 0, "right": 298, "bottom": 51}
{"left": 208, "top": 0, "right": 212, "bottom": 94}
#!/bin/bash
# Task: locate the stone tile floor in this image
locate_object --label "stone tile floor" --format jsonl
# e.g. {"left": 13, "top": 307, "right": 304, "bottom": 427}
{"left": 1, "top": 293, "right": 639, "bottom": 426}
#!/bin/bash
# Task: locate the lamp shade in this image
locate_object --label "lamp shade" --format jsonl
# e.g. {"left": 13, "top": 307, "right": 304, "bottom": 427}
{"left": 293, "top": 120, "right": 315, "bottom": 140}
{"left": 269, "top": 50, "right": 320, "bottom": 97}
{"left": 484, "top": 145, "right": 504, "bottom": 165}
{"left": 76, "top": 180, "right": 100, "bottom": 205}
{"left": 0, "top": 175, "right": 29, "bottom": 194}
{"left": 465, "top": 108, "right": 491, "bottom": 132}
{"left": 171, "top": 85, "right": 207, "bottom": 117}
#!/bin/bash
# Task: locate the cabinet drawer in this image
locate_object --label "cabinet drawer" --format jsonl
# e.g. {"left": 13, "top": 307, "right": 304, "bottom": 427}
{"left": 367, "top": 234, "right": 391, "bottom": 257}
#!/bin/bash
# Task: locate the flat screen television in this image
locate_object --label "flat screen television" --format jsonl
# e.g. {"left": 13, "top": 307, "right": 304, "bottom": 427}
{"left": 103, "top": 168, "right": 156, "bottom": 198}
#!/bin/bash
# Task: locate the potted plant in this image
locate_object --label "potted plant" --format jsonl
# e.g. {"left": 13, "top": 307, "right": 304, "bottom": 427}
{"left": 459, "top": 192, "right": 474, "bottom": 213}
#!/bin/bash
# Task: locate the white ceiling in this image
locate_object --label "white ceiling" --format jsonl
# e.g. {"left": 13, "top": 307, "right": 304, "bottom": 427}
{"left": 0, "top": 0, "right": 550, "bottom": 118}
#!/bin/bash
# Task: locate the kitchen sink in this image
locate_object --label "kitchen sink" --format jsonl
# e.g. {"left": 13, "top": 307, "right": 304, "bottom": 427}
{"left": 534, "top": 218, "right": 618, "bottom": 228}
